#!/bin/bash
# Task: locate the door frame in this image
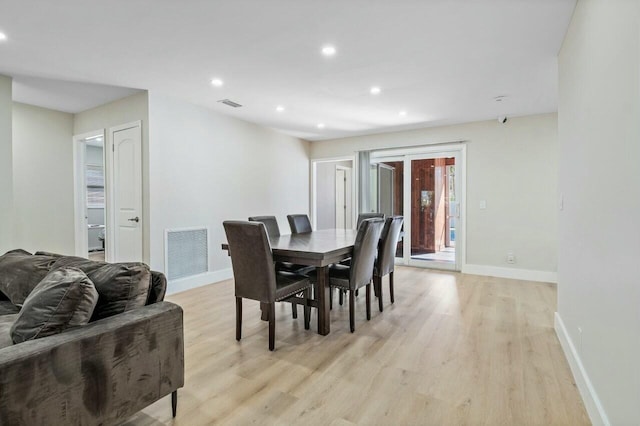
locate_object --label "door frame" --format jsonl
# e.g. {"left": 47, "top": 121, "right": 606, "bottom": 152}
{"left": 310, "top": 156, "right": 357, "bottom": 230}
{"left": 335, "top": 165, "right": 353, "bottom": 229}
{"left": 372, "top": 143, "right": 467, "bottom": 271}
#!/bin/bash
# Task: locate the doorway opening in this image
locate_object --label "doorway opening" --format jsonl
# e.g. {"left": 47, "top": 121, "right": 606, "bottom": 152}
{"left": 74, "top": 131, "right": 107, "bottom": 261}
{"left": 311, "top": 157, "right": 356, "bottom": 230}
{"left": 409, "top": 157, "right": 456, "bottom": 264}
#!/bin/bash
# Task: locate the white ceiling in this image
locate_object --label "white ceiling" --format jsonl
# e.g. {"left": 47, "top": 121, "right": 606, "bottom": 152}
{"left": 0, "top": 0, "right": 576, "bottom": 141}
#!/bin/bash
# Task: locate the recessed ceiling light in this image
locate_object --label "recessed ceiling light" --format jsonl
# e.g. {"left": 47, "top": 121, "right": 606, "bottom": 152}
{"left": 370, "top": 86, "right": 381, "bottom": 95}
{"left": 317, "top": 123, "right": 325, "bottom": 129}
{"left": 276, "top": 105, "right": 285, "bottom": 112}
{"left": 321, "top": 45, "right": 336, "bottom": 56}
{"left": 399, "top": 110, "right": 407, "bottom": 116}
{"left": 210, "top": 78, "right": 224, "bottom": 87}
{"left": 0, "top": 33, "right": 7, "bottom": 41}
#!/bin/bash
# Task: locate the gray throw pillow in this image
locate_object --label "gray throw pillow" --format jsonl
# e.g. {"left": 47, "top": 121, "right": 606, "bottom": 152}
{"left": 51, "top": 257, "right": 151, "bottom": 321}
{"left": 10, "top": 267, "right": 99, "bottom": 344}
{"left": 0, "top": 249, "right": 57, "bottom": 306}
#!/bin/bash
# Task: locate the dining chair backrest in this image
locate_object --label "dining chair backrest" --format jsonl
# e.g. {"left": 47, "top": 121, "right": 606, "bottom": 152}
{"left": 287, "top": 214, "right": 312, "bottom": 234}
{"left": 357, "top": 212, "right": 385, "bottom": 229}
{"left": 376, "top": 216, "right": 404, "bottom": 277}
{"left": 350, "top": 218, "right": 385, "bottom": 290}
{"left": 248, "top": 216, "right": 281, "bottom": 238}
{"left": 223, "top": 221, "right": 277, "bottom": 303}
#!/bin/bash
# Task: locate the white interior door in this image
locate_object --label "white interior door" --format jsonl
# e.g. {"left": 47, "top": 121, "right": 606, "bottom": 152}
{"left": 336, "top": 168, "right": 346, "bottom": 228}
{"left": 112, "top": 123, "right": 142, "bottom": 262}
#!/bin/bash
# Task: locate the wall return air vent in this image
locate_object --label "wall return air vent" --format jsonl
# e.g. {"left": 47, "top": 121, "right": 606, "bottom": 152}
{"left": 218, "top": 99, "right": 242, "bottom": 108}
{"left": 165, "top": 227, "right": 209, "bottom": 281}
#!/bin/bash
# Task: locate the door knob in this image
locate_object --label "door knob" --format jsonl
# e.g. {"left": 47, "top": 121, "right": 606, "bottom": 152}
{"left": 128, "top": 217, "right": 140, "bottom": 223}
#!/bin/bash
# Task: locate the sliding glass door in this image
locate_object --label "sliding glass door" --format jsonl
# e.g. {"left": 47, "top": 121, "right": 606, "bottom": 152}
{"left": 371, "top": 146, "right": 464, "bottom": 271}
{"left": 407, "top": 154, "right": 459, "bottom": 269}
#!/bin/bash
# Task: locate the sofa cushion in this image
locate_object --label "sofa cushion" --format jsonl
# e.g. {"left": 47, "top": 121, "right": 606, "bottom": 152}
{"left": 0, "top": 314, "right": 17, "bottom": 349}
{"left": 0, "top": 300, "right": 20, "bottom": 316}
{"left": 0, "top": 249, "right": 57, "bottom": 306}
{"left": 148, "top": 271, "right": 167, "bottom": 304}
{"left": 10, "top": 267, "right": 99, "bottom": 344}
{"left": 51, "top": 256, "right": 151, "bottom": 321}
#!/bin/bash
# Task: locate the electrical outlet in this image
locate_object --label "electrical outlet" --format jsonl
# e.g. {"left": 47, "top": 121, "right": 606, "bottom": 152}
{"left": 506, "top": 253, "right": 516, "bottom": 264}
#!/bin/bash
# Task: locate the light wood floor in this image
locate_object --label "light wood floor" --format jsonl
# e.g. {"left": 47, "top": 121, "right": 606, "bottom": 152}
{"left": 124, "top": 266, "right": 590, "bottom": 426}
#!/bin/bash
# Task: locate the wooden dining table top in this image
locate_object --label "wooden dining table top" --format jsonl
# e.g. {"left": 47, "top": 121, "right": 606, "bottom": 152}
{"left": 222, "top": 228, "right": 359, "bottom": 267}
{"left": 269, "top": 229, "right": 358, "bottom": 266}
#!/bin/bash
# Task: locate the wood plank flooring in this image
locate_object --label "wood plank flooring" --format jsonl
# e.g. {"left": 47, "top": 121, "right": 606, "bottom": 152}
{"left": 123, "top": 266, "right": 589, "bottom": 425}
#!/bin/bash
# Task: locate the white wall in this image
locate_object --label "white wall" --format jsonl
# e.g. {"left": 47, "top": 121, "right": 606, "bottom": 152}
{"left": 147, "top": 93, "right": 310, "bottom": 292}
{"left": 0, "top": 76, "right": 13, "bottom": 254}
{"left": 74, "top": 92, "right": 150, "bottom": 262}
{"left": 311, "top": 113, "right": 558, "bottom": 278}
{"left": 12, "top": 103, "right": 75, "bottom": 254}
{"left": 316, "top": 160, "right": 352, "bottom": 229}
{"left": 556, "top": 0, "right": 640, "bottom": 424}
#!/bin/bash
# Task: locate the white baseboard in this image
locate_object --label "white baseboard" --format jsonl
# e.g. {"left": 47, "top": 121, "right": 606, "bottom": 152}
{"left": 166, "top": 268, "right": 233, "bottom": 295}
{"left": 554, "top": 312, "right": 610, "bottom": 426}
{"left": 461, "top": 264, "right": 557, "bottom": 283}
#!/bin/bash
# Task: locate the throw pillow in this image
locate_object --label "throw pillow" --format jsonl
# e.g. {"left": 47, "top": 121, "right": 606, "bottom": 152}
{"left": 10, "top": 267, "right": 99, "bottom": 344}
{"left": 0, "top": 249, "right": 57, "bottom": 306}
{"left": 51, "top": 257, "right": 151, "bottom": 321}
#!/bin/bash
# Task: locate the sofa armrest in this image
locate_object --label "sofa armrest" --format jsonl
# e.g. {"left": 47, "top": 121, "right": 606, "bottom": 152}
{"left": 0, "top": 301, "right": 184, "bottom": 425}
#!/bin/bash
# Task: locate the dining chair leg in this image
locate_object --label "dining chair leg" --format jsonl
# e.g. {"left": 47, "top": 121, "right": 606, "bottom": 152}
{"left": 171, "top": 390, "right": 178, "bottom": 417}
{"left": 268, "top": 302, "right": 276, "bottom": 351}
{"left": 339, "top": 289, "right": 344, "bottom": 306}
{"left": 375, "top": 276, "right": 383, "bottom": 312}
{"left": 235, "top": 297, "right": 242, "bottom": 341}
{"left": 389, "top": 271, "right": 395, "bottom": 304}
{"left": 365, "top": 283, "right": 371, "bottom": 320}
{"left": 303, "top": 288, "right": 311, "bottom": 330}
{"left": 349, "top": 290, "right": 355, "bottom": 333}
{"left": 292, "top": 304, "right": 298, "bottom": 319}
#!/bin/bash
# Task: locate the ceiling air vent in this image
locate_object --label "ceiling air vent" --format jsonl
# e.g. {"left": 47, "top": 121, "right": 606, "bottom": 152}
{"left": 218, "top": 99, "right": 242, "bottom": 108}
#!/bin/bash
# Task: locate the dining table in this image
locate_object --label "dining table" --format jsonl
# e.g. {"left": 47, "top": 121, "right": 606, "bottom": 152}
{"left": 222, "top": 228, "right": 359, "bottom": 336}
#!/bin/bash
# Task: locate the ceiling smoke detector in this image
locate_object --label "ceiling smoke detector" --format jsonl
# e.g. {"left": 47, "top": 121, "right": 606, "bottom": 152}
{"left": 218, "top": 99, "right": 242, "bottom": 108}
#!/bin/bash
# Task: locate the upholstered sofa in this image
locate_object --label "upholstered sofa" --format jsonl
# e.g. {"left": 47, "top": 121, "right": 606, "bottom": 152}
{"left": 0, "top": 250, "right": 184, "bottom": 425}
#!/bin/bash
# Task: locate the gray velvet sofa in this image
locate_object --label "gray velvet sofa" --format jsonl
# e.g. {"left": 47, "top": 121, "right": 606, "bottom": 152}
{"left": 0, "top": 251, "right": 184, "bottom": 425}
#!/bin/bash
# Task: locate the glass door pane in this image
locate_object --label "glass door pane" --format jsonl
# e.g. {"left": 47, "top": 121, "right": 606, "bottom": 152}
{"left": 379, "top": 161, "right": 404, "bottom": 258}
{"left": 410, "top": 156, "right": 456, "bottom": 265}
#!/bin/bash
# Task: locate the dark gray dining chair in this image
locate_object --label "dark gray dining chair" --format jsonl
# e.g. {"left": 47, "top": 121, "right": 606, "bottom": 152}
{"left": 248, "top": 215, "right": 281, "bottom": 238}
{"left": 223, "top": 221, "right": 312, "bottom": 351}
{"left": 287, "top": 214, "right": 312, "bottom": 234}
{"left": 338, "top": 213, "right": 386, "bottom": 272}
{"left": 310, "top": 217, "right": 384, "bottom": 332}
{"left": 248, "top": 215, "right": 312, "bottom": 319}
{"left": 357, "top": 212, "right": 385, "bottom": 229}
{"left": 374, "top": 216, "right": 404, "bottom": 311}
